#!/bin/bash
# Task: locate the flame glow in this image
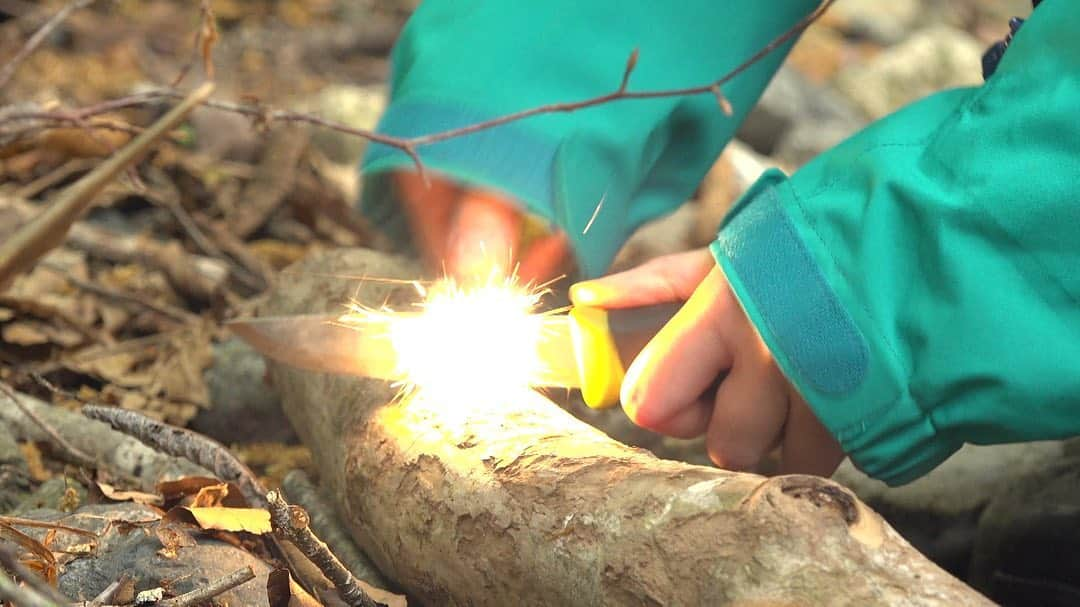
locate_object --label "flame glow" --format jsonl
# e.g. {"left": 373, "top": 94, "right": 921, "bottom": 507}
{"left": 338, "top": 275, "right": 556, "bottom": 407}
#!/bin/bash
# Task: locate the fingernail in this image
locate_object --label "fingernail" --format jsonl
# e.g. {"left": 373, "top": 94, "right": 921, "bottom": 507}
{"left": 569, "top": 283, "right": 596, "bottom": 305}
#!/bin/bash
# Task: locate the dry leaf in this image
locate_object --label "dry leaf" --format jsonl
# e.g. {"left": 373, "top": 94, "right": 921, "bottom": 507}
{"left": 0, "top": 521, "right": 58, "bottom": 584}
{"left": 167, "top": 506, "right": 271, "bottom": 534}
{"left": 2, "top": 321, "right": 50, "bottom": 346}
{"left": 247, "top": 239, "right": 309, "bottom": 270}
{"left": 97, "top": 481, "right": 164, "bottom": 506}
{"left": 18, "top": 442, "right": 51, "bottom": 482}
{"left": 155, "top": 521, "right": 197, "bottom": 559}
{"left": 157, "top": 477, "right": 247, "bottom": 508}
{"left": 267, "top": 568, "right": 322, "bottom": 607}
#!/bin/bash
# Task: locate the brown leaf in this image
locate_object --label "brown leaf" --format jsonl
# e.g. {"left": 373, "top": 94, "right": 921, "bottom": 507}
{"left": 267, "top": 568, "right": 323, "bottom": 607}
{"left": 154, "top": 521, "right": 197, "bottom": 559}
{"left": 2, "top": 321, "right": 50, "bottom": 345}
{"left": 96, "top": 481, "right": 164, "bottom": 506}
{"left": 0, "top": 520, "right": 58, "bottom": 584}
{"left": 157, "top": 477, "right": 247, "bottom": 508}
{"left": 199, "top": 0, "right": 220, "bottom": 80}
{"left": 166, "top": 506, "right": 271, "bottom": 534}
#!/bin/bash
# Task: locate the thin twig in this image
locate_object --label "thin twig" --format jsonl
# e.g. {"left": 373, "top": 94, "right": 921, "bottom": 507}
{"left": 0, "top": 0, "right": 96, "bottom": 89}
{"left": 267, "top": 491, "right": 385, "bottom": 607}
{"left": 0, "top": 83, "right": 215, "bottom": 292}
{"left": 80, "top": 404, "right": 267, "bottom": 507}
{"left": 403, "top": 0, "right": 837, "bottom": 147}
{"left": 38, "top": 260, "right": 199, "bottom": 324}
{"left": 84, "top": 572, "right": 130, "bottom": 607}
{"left": 0, "top": 544, "right": 69, "bottom": 606}
{"left": 0, "top": 0, "right": 834, "bottom": 182}
{"left": 0, "top": 381, "right": 95, "bottom": 467}
{"left": 282, "top": 470, "right": 389, "bottom": 589}
{"left": 156, "top": 566, "right": 255, "bottom": 607}
{"left": 0, "top": 571, "right": 63, "bottom": 607}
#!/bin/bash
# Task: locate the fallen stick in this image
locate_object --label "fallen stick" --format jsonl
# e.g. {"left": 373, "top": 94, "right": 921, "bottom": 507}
{"left": 1, "top": 197, "right": 228, "bottom": 304}
{"left": 260, "top": 248, "right": 993, "bottom": 607}
{"left": 0, "top": 387, "right": 205, "bottom": 486}
{"left": 0, "top": 83, "right": 214, "bottom": 292}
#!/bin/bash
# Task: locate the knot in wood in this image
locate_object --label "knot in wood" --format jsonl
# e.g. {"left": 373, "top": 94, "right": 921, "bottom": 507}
{"left": 777, "top": 475, "right": 859, "bottom": 525}
{"left": 288, "top": 504, "right": 310, "bottom": 529}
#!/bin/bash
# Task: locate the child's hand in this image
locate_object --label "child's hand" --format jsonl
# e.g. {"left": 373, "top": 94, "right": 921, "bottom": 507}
{"left": 394, "top": 172, "right": 571, "bottom": 283}
{"left": 570, "top": 249, "right": 844, "bottom": 477}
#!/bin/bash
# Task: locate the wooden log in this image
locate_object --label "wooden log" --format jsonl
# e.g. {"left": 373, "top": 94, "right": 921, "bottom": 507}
{"left": 262, "top": 248, "right": 992, "bottom": 607}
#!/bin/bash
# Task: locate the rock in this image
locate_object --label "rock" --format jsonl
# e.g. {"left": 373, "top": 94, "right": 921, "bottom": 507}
{"left": 608, "top": 203, "right": 699, "bottom": 273}
{"left": 189, "top": 107, "right": 261, "bottom": 163}
{"left": 784, "top": 22, "right": 849, "bottom": 83}
{"left": 737, "top": 67, "right": 865, "bottom": 163}
{"left": 300, "top": 84, "right": 388, "bottom": 164}
{"left": 969, "top": 455, "right": 1080, "bottom": 605}
{"left": 192, "top": 337, "right": 296, "bottom": 444}
{"left": 16, "top": 503, "right": 272, "bottom": 605}
{"left": 13, "top": 477, "right": 89, "bottom": 515}
{"left": 827, "top": 0, "right": 922, "bottom": 45}
{"left": 0, "top": 425, "right": 30, "bottom": 513}
{"left": 833, "top": 441, "right": 1068, "bottom": 576}
{"left": 692, "top": 140, "right": 774, "bottom": 246}
{"left": 835, "top": 25, "right": 984, "bottom": 119}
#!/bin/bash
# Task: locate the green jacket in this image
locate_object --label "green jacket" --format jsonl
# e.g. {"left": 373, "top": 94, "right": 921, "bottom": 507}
{"left": 361, "top": 0, "right": 1080, "bottom": 485}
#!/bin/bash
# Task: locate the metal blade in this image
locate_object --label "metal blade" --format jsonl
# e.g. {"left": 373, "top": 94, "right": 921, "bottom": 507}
{"left": 226, "top": 314, "right": 404, "bottom": 380}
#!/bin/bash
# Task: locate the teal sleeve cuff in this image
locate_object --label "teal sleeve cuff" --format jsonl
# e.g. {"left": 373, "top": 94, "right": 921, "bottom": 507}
{"left": 711, "top": 0, "right": 1080, "bottom": 486}
{"left": 711, "top": 171, "right": 957, "bottom": 486}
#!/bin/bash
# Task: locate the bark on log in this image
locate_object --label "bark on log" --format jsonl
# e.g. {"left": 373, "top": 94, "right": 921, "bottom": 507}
{"left": 262, "top": 248, "right": 992, "bottom": 607}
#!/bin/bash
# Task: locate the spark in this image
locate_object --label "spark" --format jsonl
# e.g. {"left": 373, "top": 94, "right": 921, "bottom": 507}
{"left": 582, "top": 190, "right": 607, "bottom": 235}
{"left": 338, "top": 271, "right": 560, "bottom": 412}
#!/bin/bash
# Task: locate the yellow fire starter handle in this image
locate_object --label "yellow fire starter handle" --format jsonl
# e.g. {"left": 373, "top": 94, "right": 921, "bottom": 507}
{"left": 568, "top": 306, "right": 624, "bottom": 409}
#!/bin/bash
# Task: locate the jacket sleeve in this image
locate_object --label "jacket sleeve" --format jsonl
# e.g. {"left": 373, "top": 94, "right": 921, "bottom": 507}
{"left": 712, "top": 0, "right": 1080, "bottom": 486}
{"left": 360, "top": 1, "right": 819, "bottom": 277}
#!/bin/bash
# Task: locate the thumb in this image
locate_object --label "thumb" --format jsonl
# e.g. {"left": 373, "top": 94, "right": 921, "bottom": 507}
{"left": 446, "top": 190, "right": 522, "bottom": 282}
{"left": 570, "top": 249, "right": 715, "bottom": 309}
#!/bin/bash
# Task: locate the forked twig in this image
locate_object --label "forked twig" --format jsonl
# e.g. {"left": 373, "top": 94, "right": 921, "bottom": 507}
{"left": 0, "top": 0, "right": 97, "bottom": 89}
{"left": 0, "top": 0, "right": 835, "bottom": 182}
{"left": 0, "top": 381, "right": 95, "bottom": 467}
{"left": 267, "top": 490, "right": 385, "bottom": 607}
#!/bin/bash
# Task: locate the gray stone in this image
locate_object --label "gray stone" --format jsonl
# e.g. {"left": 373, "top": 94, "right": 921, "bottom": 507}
{"left": 833, "top": 441, "right": 1068, "bottom": 576}
{"left": 300, "top": 84, "right": 388, "bottom": 164}
{"left": 969, "top": 456, "right": 1080, "bottom": 604}
{"left": 737, "top": 66, "right": 866, "bottom": 159}
{"left": 13, "top": 477, "right": 88, "bottom": 515}
{"left": 192, "top": 337, "right": 296, "bottom": 444}
{"left": 0, "top": 425, "right": 29, "bottom": 513}
{"left": 835, "top": 24, "right": 984, "bottom": 119}
{"left": 829, "top": 0, "right": 922, "bottom": 45}
{"left": 15, "top": 503, "right": 272, "bottom": 604}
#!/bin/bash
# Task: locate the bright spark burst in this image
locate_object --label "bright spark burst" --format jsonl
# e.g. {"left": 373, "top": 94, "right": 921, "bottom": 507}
{"left": 338, "top": 274, "right": 558, "bottom": 408}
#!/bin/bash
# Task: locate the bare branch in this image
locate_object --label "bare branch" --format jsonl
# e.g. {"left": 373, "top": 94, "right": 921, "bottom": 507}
{"left": 0, "top": 83, "right": 214, "bottom": 292}
{"left": 80, "top": 404, "right": 267, "bottom": 507}
{"left": 0, "top": 0, "right": 96, "bottom": 90}
{"left": 267, "top": 490, "right": 385, "bottom": 607}
{"left": 156, "top": 566, "right": 255, "bottom": 607}
{"left": 618, "top": 48, "right": 639, "bottom": 93}
{"left": 0, "top": 381, "right": 95, "bottom": 468}
{"left": 38, "top": 260, "right": 199, "bottom": 325}
{"left": 0, "top": 571, "right": 63, "bottom": 607}
{"left": 0, "top": 0, "right": 833, "bottom": 182}
{"left": 0, "top": 544, "right": 70, "bottom": 606}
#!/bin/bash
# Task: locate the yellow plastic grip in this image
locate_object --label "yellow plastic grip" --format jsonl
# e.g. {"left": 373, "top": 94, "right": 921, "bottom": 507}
{"left": 568, "top": 306, "right": 624, "bottom": 409}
